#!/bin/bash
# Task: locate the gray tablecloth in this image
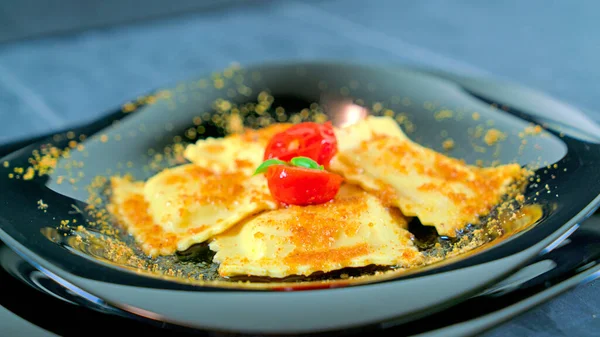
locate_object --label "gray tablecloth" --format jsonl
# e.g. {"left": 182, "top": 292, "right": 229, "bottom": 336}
{"left": 0, "top": 1, "right": 598, "bottom": 336}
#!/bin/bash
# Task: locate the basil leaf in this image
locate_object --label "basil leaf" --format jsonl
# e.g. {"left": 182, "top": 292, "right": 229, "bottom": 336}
{"left": 253, "top": 159, "right": 287, "bottom": 175}
{"left": 290, "top": 156, "right": 323, "bottom": 170}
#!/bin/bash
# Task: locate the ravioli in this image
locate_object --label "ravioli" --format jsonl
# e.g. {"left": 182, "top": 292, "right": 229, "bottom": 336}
{"left": 334, "top": 114, "right": 409, "bottom": 152}
{"left": 108, "top": 176, "right": 176, "bottom": 256}
{"left": 331, "top": 116, "right": 529, "bottom": 237}
{"left": 107, "top": 114, "right": 528, "bottom": 278}
{"left": 109, "top": 166, "right": 276, "bottom": 256}
{"left": 183, "top": 123, "right": 291, "bottom": 175}
{"left": 210, "top": 184, "right": 424, "bottom": 278}
{"left": 108, "top": 124, "right": 295, "bottom": 256}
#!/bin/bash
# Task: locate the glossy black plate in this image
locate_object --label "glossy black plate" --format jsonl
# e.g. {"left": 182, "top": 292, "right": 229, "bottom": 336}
{"left": 3, "top": 215, "right": 599, "bottom": 337}
{"left": 0, "top": 61, "right": 599, "bottom": 334}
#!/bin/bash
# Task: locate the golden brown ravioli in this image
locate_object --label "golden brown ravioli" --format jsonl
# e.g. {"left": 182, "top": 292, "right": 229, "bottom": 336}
{"left": 108, "top": 124, "right": 295, "bottom": 256}
{"left": 183, "top": 123, "right": 291, "bottom": 175}
{"left": 109, "top": 166, "right": 276, "bottom": 257}
{"left": 210, "top": 184, "right": 423, "bottom": 278}
{"left": 331, "top": 116, "right": 529, "bottom": 237}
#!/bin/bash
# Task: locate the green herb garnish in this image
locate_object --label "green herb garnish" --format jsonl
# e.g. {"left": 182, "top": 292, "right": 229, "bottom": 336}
{"left": 289, "top": 156, "right": 324, "bottom": 170}
{"left": 254, "top": 157, "right": 325, "bottom": 175}
{"left": 253, "top": 159, "right": 287, "bottom": 175}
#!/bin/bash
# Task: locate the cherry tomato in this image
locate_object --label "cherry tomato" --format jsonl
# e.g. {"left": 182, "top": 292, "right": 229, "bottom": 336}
{"left": 265, "top": 165, "right": 343, "bottom": 206}
{"left": 263, "top": 122, "right": 337, "bottom": 166}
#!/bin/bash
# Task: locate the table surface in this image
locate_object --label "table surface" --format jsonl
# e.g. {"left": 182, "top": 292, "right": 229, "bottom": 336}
{"left": 1, "top": 1, "right": 599, "bottom": 336}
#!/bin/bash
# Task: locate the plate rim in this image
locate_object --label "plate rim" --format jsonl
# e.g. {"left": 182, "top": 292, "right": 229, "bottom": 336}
{"left": 1, "top": 60, "right": 600, "bottom": 333}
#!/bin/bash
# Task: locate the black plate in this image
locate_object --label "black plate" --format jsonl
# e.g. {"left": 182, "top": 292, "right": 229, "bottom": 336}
{"left": 3, "top": 215, "right": 599, "bottom": 337}
{"left": 1, "top": 61, "right": 599, "bottom": 334}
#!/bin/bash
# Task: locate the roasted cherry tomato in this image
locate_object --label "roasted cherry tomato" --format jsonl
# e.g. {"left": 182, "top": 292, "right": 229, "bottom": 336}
{"left": 265, "top": 165, "right": 343, "bottom": 206}
{"left": 263, "top": 121, "right": 337, "bottom": 166}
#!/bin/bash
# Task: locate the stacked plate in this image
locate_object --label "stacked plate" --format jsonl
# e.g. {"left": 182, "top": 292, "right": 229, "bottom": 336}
{"left": 1, "top": 62, "right": 599, "bottom": 336}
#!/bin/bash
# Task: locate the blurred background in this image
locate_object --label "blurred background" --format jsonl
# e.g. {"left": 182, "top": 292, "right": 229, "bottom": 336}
{"left": 0, "top": 1, "right": 599, "bottom": 336}
{"left": 0, "top": 0, "right": 597, "bottom": 145}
